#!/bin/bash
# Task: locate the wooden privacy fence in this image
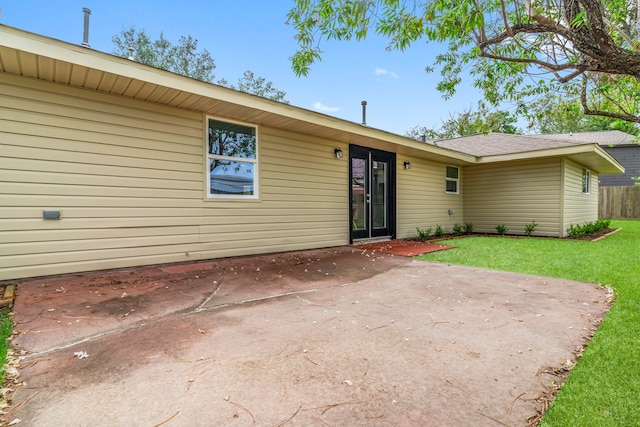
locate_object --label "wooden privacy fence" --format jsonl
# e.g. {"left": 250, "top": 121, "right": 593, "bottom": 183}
{"left": 599, "top": 186, "right": 640, "bottom": 219}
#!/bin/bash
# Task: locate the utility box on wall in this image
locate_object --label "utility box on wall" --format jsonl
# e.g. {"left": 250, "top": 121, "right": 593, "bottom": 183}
{"left": 43, "top": 210, "right": 61, "bottom": 220}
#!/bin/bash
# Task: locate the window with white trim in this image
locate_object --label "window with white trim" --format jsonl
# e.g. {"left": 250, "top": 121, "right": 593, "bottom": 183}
{"left": 582, "top": 168, "right": 591, "bottom": 194}
{"left": 207, "top": 118, "right": 258, "bottom": 198}
{"left": 446, "top": 166, "right": 459, "bottom": 194}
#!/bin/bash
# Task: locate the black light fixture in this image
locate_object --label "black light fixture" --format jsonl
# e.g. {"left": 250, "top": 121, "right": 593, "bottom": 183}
{"left": 403, "top": 161, "right": 411, "bottom": 170}
{"left": 334, "top": 148, "right": 344, "bottom": 159}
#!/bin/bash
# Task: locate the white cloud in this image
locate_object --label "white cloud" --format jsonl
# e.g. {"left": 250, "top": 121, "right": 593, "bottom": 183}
{"left": 375, "top": 67, "right": 399, "bottom": 79}
{"left": 312, "top": 102, "right": 341, "bottom": 113}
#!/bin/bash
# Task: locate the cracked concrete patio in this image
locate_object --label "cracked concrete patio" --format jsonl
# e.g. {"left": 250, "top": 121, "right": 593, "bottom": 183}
{"left": 5, "top": 246, "right": 610, "bottom": 426}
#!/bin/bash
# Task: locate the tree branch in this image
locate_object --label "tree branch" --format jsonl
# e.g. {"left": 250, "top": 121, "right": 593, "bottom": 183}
{"left": 479, "top": 22, "right": 640, "bottom": 78}
{"left": 524, "top": 0, "right": 557, "bottom": 26}
{"left": 480, "top": 50, "right": 582, "bottom": 75}
{"left": 580, "top": 75, "right": 640, "bottom": 123}
{"left": 498, "top": 0, "right": 512, "bottom": 38}
{"left": 579, "top": 0, "right": 617, "bottom": 53}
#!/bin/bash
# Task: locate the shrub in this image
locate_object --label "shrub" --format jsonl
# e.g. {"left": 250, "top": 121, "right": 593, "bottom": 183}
{"left": 596, "top": 218, "right": 611, "bottom": 230}
{"left": 416, "top": 226, "right": 432, "bottom": 242}
{"left": 524, "top": 220, "right": 538, "bottom": 237}
{"left": 463, "top": 222, "right": 474, "bottom": 234}
{"left": 435, "top": 224, "right": 445, "bottom": 237}
{"left": 496, "top": 224, "right": 508, "bottom": 235}
{"left": 566, "top": 219, "right": 612, "bottom": 239}
{"left": 567, "top": 223, "right": 585, "bottom": 239}
{"left": 452, "top": 223, "right": 463, "bottom": 236}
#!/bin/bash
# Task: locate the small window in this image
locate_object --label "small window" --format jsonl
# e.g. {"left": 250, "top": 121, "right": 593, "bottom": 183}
{"left": 582, "top": 168, "right": 591, "bottom": 194}
{"left": 207, "top": 118, "right": 258, "bottom": 198}
{"left": 446, "top": 166, "right": 459, "bottom": 194}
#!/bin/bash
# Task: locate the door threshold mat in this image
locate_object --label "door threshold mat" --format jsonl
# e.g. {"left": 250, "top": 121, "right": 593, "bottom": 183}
{"left": 354, "top": 239, "right": 455, "bottom": 257}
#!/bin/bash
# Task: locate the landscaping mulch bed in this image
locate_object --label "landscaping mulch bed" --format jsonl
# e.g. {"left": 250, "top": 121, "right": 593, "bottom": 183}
{"left": 424, "top": 228, "right": 621, "bottom": 243}
{"left": 563, "top": 228, "right": 620, "bottom": 241}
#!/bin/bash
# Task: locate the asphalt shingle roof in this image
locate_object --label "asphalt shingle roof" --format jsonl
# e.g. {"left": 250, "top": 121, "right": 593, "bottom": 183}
{"left": 533, "top": 130, "right": 637, "bottom": 146}
{"left": 429, "top": 132, "right": 592, "bottom": 157}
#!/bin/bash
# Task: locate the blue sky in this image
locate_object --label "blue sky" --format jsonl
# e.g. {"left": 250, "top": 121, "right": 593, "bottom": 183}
{"left": 1, "top": 0, "right": 488, "bottom": 135}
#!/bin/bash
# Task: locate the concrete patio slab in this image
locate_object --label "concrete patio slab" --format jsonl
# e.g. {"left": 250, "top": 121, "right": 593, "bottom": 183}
{"left": 4, "top": 247, "right": 610, "bottom": 426}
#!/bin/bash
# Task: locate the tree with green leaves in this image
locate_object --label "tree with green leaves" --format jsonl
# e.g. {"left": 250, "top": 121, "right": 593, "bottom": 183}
{"left": 287, "top": 0, "right": 640, "bottom": 124}
{"left": 407, "top": 103, "right": 522, "bottom": 140}
{"left": 218, "top": 71, "right": 289, "bottom": 103}
{"left": 113, "top": 27, "right": 216, "bottom": 82}
{"left": 112, "top": 27, "right": 288, "bottom": 103}
{"left": 529, "top": 95, "right": 640, "bottom": 135}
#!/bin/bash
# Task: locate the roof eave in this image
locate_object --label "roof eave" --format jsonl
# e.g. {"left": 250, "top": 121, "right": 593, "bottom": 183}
{"left": 476, "top": 144, "right": 625, "bottom": 174}
{"left": 0, "top": 24, "right": 474, "bottom": 165}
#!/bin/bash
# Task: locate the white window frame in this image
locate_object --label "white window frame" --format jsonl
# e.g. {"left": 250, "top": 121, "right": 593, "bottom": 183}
{"left": 582, "top": 168, "right": 591, "bottom": 195}
{"left": 206, "top": 116, "right": 259, "bottom": 199}
{"left": 445, "top": 165, "right": 460, "bottom": 194}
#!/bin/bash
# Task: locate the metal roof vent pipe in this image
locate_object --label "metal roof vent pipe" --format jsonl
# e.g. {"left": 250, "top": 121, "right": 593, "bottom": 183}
{"left": 361, "top": 100, "right": 367, "bottom": 126}
{"left": 81, "top": 7, "right": 91, "bottom": 48}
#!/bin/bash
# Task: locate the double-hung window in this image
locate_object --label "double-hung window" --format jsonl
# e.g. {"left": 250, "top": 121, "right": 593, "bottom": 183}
{"left": 582, "top": 168, "right": 591, "bottom": 194}
{"left": 207, "top": 118, "right": 258, "bottom": 198}
{"left": 446, "top": 166, "right": 459, "bottom": 194}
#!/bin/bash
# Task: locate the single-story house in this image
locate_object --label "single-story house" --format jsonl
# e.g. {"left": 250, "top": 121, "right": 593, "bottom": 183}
{"left": 0, "top": 25, "right": 624, "bottom": 280}
{"left": 427, "top": 132, "right": 624, "bottom": 238}
{"left": 534, "top": 131, "right": 638, "bottom": 186}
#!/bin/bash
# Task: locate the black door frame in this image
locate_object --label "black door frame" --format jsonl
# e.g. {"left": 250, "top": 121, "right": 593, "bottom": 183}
{"left": 349, "top": 144, "right": 396, "bottom": 242}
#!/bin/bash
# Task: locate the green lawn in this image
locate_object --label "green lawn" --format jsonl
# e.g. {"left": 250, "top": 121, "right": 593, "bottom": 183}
{"left": 0, "top": 308, "right": 13, "bottom": 385}
{"left": 417, "top": 220, "right": 640, "bottom": 427}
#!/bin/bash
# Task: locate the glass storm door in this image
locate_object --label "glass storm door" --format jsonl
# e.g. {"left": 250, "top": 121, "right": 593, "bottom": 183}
{"left": 350, "top": 145, "right": 395, "bottom": 241}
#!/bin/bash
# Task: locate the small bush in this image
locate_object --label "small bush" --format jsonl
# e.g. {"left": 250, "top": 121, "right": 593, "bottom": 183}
{"left": 597, "top": 219, "right": 612, "bottom": 229}
{"left": 435, "top": 225, "right": 445, "bottom": 237}
{"left": 463, "top": 222, "right": 474, "bottom": 234}
{"left": 452, "top": 223, "right": 463, "bottom": 236}
{"left": 567, "top": 223, "right": 584, "bottom": 238}
{"left": 566, "top": 219, "right": 611, "bottom": 239}
{"left": 524, "top": 220, "right": 537, "bottom": 237}
{"left": 496, "top": 224, "right": 508, "bottom": 235}
{"left": 416, "top": 227, "right": 432, "bottom": 242}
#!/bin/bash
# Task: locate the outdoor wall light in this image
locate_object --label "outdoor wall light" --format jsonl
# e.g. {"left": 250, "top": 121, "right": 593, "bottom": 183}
{"left": 334, "top": 148, "right": 343, "bottom": 159}
{"left": 403, "top": 161, "right": 412, "bottom": 170}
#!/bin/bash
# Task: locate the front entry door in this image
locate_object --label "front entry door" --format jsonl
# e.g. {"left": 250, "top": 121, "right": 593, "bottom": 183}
{"left": 350, "top": 145, "right": 395, "bottom": 241}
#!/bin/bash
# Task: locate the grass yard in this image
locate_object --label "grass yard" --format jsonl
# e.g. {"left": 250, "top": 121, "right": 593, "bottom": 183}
{"left": 417, "top": 220, "right": 640, "bottom": 426}
{"left": 0, "top": 308, "right": 13, "bottom": 385}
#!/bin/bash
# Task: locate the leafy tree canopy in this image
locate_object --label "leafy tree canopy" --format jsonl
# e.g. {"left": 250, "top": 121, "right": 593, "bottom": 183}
{"left": 529, "top": 96, "right": 640, "bottom": 135}
{"left": 112, "top": 27, "right": 288, "bottom": 102}
{"left": 113, "top": 27, "right": 216, "bottom": 82}
{"left": 218, "top": 71, "right": 289, "bottom": 104}
{"left": 287, "top": 0, "right": 640, "bottom": 124}
{"left": 407, "top": 102, "right": 522, "bottom": 140}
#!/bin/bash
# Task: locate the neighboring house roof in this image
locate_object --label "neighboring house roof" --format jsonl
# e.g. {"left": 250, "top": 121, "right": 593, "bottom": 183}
{"left": 534, "top": 130, "right": 638, "bottom": 147}
{"left": 0, "top": 24, "right": 625, "bottom": 175}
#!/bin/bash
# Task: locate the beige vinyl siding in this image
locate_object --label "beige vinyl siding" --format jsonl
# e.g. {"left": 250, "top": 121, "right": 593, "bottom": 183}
{"left": 198, "top": 127, "right": 348, "bottom": 259}
{"left": 1, "top": 74, "right": 203, "bottom": 279}
{"left": 463, "top": 159, "right": 563, "bottom": 237}
{"left": 562, "top": 158, "right": 599, "bottom": 234}
{"left": 396, "top": 156, "right": 463, "bottom": 238}
{"left": 1, "top": 74, "right": 348, "bottom": 280}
